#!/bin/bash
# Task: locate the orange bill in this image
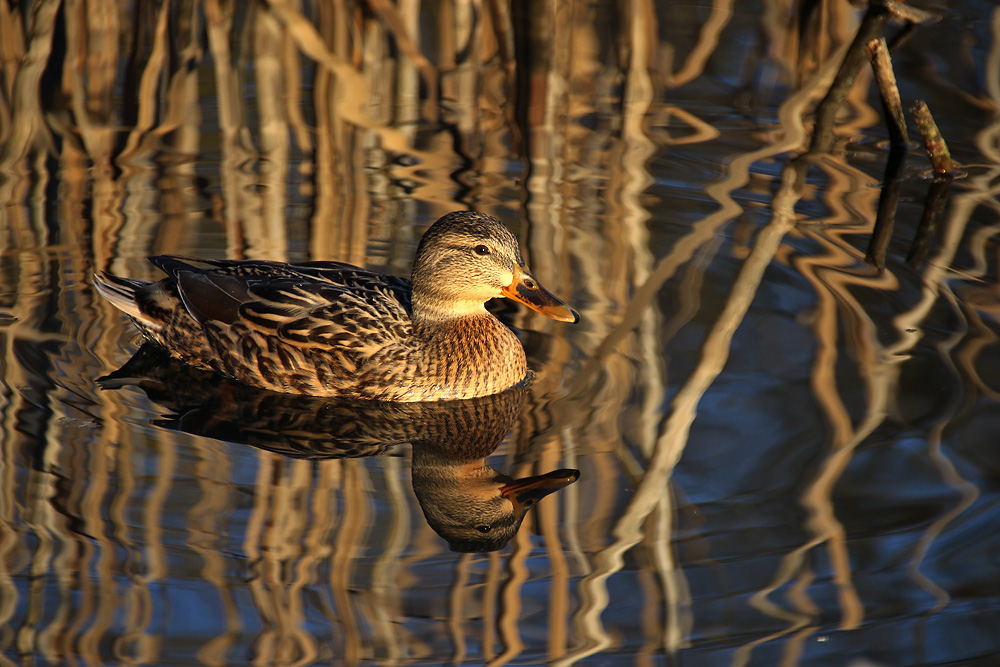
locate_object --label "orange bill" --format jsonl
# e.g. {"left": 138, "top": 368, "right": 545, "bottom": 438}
{"left": 500, "top": 469, "right": 580, "bottom": 511}
{"left": 500, "top": 266, "right": 580, "bottom": 323}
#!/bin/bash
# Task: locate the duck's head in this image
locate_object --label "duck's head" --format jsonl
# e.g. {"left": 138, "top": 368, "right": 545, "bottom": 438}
{"left": 410, "top": 211, "right": 580, "bottom": 324}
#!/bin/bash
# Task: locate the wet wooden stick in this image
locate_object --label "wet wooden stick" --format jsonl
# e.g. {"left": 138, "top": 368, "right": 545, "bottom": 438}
{"left": 911, "top": 100, "right": 954, "bottom": 176}
{"left": 867, "top": 37, "right": 909, "bottom": 146}
{"left": 806, "top": 1, "right": 938, "bottom": 158}
{"left": 885, "top": 2, "right": 938, "bottom": 53}
{"left": 806, "top": 3, "right": 890, "bottom": 156}
{"left": 885, "top": 0, "right": 937, "bottom": 25}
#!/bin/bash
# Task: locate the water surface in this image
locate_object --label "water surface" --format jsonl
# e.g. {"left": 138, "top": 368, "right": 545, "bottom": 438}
{"left": 2, "top": 1, "right": 1000, "bottom": 665}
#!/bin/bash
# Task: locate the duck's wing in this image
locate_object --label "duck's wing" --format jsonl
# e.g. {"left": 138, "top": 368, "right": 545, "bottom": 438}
{"left": 149, "top": 255, "right": 413, "bottom": 330}
{"left": 147, "top": 257, "right": 416, "bottom": 392}
{"left": 232, "top": 277, "right": 414, "bottom": 350}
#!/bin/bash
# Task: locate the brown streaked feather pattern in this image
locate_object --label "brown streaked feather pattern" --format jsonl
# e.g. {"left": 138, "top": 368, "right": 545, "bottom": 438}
{"left": 93, "top": 211, "right": 577, "bottom": 401}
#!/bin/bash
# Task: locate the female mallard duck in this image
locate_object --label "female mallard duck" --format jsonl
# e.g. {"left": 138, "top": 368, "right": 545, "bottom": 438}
{"left": 94, "top": 211, "right": 579, "bottom": 401}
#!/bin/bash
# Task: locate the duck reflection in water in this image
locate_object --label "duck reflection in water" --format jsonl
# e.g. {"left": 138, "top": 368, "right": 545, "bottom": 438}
{"left": 101, "top": 344, "right": 579, "bottom": 552}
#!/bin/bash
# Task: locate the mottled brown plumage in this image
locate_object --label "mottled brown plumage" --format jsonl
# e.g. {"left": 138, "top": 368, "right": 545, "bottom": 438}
{"left": 94, "top": 211, "right": 579, "bottom": 401}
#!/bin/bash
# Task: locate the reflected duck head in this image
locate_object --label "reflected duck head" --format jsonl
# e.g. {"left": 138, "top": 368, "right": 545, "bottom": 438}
{"left": 412, "top": 464, "right": 580, "bottom": 553}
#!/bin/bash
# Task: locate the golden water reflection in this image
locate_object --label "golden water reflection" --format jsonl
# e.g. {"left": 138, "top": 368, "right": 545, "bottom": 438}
{"left": 2, "top": 0, "right": 1000, "bottom": 665}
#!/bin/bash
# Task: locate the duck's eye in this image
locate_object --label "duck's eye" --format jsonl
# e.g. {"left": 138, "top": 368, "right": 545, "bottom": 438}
{"left": 473, "top": 245, "right": 490, "bottom": 256}
{"left": 475, "top": 524, "right": 492, "bottom": 533}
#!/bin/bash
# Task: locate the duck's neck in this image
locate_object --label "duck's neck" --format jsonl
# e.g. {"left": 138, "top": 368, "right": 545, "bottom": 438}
{"left": 411, "top": 292, "right": 491, "bottom": 323}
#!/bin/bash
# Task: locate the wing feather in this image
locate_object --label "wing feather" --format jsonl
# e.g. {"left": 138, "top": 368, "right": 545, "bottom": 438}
{"left": 111, "top": 256, "right": 420, "bottom": 396}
